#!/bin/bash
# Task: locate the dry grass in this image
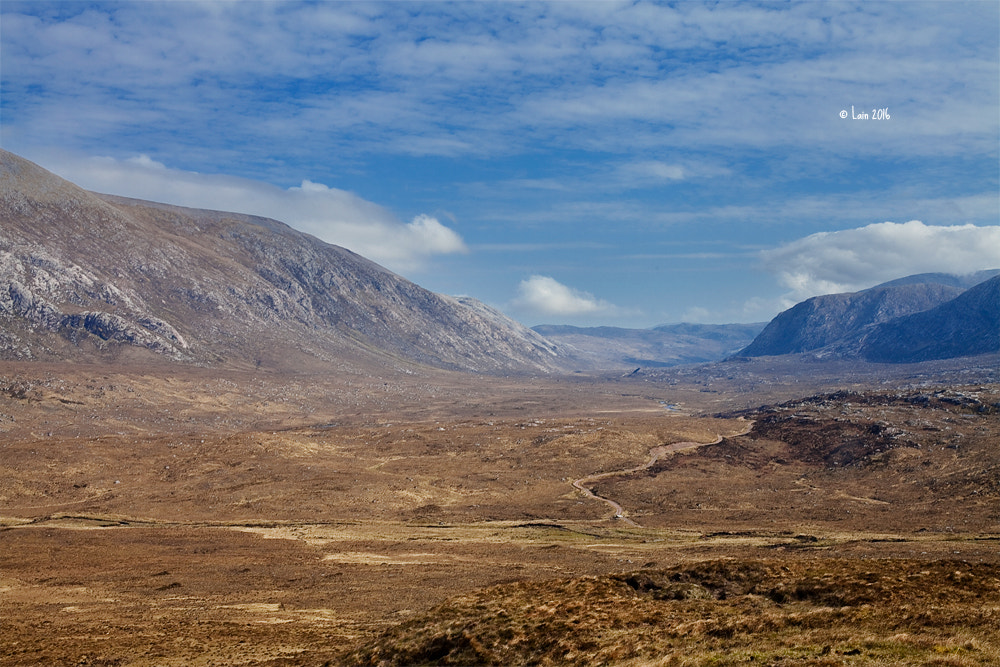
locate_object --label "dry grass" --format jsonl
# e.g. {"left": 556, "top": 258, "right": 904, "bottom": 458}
{"left": 345, "top": 558, "right": 1000, "bottom": 666}
{"left": 1, "top": 362, "right": 998, "bottom": 665}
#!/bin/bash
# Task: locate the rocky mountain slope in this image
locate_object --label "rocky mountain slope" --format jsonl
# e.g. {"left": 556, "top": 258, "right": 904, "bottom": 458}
{"left": 739, "top": 272, "right": 1000, "bottom": 362}
{"left": 853, "top": 274, "right": 1000, "bottom": 362}
{"left": 739, "top": 281, "right": 965, "bottom": 357}
{"left": 0, "top": 149, "right": 562, "bottom": 373}
{"left": 533, "top": 322, "right": 765, "bottom": 369}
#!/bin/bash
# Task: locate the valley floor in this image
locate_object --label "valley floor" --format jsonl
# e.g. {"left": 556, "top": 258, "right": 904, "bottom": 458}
{"left": 1, "top": 360, "right": 998, "bottom": 665}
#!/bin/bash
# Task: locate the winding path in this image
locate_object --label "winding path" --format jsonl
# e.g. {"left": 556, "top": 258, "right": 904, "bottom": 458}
{"left": 571, "top": 419, "right": 754, "bottom": 527}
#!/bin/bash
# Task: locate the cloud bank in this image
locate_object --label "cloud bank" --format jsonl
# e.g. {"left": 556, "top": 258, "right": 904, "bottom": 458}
{"left": 41, "top": 153, "right": 466, "bottom": 273}
{"left": 3, "top": 2, "right": 996, "bottom": 168}
{"left": 513, "top": 275, "right": 615, "bottom": 317}
{"left": 762, "top": 221, "right": 1000, "bottom": 303}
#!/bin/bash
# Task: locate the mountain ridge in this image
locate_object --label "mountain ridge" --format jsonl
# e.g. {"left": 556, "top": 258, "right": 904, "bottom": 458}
{"left": 533, "top": 322, "right": 766, "bottom": 369}
{"left": 737, "top": 272, "right": 1000, "bottom": 362}
{"left": 0, "top": 149, "right": 564, "bottom": 374}
{"left": 852, "top": 275, "right": 1000, "bottom": 362}
{"left": 739, "top": 282, "right": 966, "bottom": 357}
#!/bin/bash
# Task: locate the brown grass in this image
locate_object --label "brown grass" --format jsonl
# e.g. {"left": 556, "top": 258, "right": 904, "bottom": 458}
{"left": 1, "top": 362, "right": 998, "bottom": 665}
{"left": 345, "top": 558, "right": 1000, "bottom": 666}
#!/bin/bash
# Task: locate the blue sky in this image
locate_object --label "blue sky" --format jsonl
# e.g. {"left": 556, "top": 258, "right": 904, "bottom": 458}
{"left": 2, "top": 1, "right": 998, "bottom": 327}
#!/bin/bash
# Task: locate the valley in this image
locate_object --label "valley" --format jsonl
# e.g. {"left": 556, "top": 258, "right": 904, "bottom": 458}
{"left": 2, "top": 150, "right": 998, "bottom": 665}
{"left": 2, "top": 359, "right": 998, "bottom": 666}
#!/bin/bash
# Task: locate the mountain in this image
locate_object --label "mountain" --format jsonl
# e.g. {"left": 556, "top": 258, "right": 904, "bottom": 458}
{"left": 532, "top": 322, "right": 766, "bottom": 369}
{"left": 0, "top": 149, "right": 563, "bottom": 374}
{"left": 738, "top": 273, "right": 1000, "bottom": 363}
{"left": 853, "top": 275, "right": 1000, "bottom": 362}
{"left": 875, "top": 270, "right": 999, "bottom": 290}
{"left": 738, "top": 281, "right": 967, "bottom": 357}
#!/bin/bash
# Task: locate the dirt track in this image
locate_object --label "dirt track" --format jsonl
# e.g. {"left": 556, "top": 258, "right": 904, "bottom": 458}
{"left": 571, "top": 419, "right": 755, "bottom": 526}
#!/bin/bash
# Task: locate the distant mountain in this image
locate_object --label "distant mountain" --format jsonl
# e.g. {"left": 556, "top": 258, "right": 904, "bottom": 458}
{"left": 533, "top": 322, "right": 766, "bottom": 369}
{"left": 852, "top": 275, "right": 1000, "bottom": 363}
{"left": 739, "top": 282, "right": 967, "bottom": 357}
{"left": 738, "top": 272, "right": 1000, "bottom": 363}
{"left": 0, "top": 149, "right": 563, "bottom": 374}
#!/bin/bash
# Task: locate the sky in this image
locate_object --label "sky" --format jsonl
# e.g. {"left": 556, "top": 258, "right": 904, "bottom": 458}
{"left": 1, "top": 1, "right": 998, "bottom": 328}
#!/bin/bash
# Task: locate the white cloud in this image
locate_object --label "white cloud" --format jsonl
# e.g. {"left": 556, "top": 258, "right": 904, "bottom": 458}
{"left": 5, "top": 2, "right": 996, "bottom": 165}
{"left": 681, "top": 306, "right": 712, "bottom": 323}
{"left": 513, "top": 275, "right": 615, "bottom": 317}
{"left": 617, "top": 160, "right": 685, "bottom": 185}
{"left": 405, "top": 214, "right": 467, "bottom": 255}
{"left": 39, "top": 153, "right": 467, "bottom": 273}
{"left": 761, "top": 221, "right": 1000, "bottom": 303}
{"left": 126, "top": 154, "right": 168, "bottom": 170}
{"left": 740, "top": 295, "right": 793, "bottom": 323}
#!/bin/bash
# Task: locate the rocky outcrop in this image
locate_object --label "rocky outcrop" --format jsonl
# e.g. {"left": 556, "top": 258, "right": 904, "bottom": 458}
{"left": 0, "top": 238, "right": 189, "bottom": 358}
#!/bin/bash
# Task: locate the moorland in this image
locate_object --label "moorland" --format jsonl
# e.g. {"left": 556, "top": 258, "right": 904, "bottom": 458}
{"left": 2, "top": 355, "right": 998, "bottom": 666}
